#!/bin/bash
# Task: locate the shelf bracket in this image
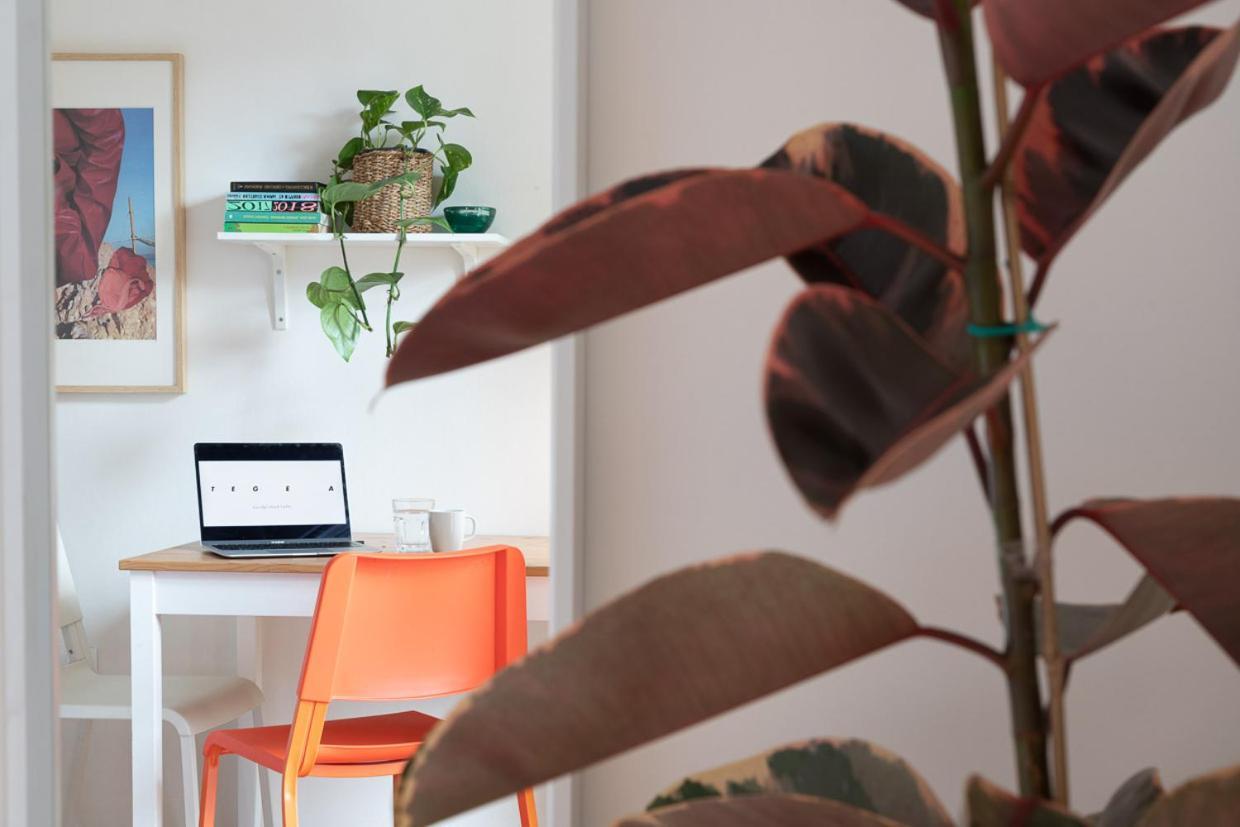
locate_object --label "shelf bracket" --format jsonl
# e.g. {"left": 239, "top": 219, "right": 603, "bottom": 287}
{"left": 253, "top": 242, "right": 289, "bottom": 330}
{"left": 449, "top": 242, "right": 481, "bottom": 274}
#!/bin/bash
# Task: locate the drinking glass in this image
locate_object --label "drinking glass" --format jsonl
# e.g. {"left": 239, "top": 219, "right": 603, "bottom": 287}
{"left": 392, "top": 498, "right": 435, "bottom": 552}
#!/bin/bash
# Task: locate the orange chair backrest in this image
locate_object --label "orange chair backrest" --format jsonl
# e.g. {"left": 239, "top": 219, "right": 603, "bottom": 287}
{"left": 296, "top": 546, "right": 527, "bottom": 704}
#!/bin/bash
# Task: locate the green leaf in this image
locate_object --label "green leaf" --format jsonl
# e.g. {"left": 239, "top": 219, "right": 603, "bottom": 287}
{"left": 396, "top": 215, "right": 451, "bottom": 232}
{"left": 306, "top": 282, "right": 326, "bottom": 308}
{"left": 440, "top": 106, "right": 475, "bottom": 119}
{"left": 320, "top": 301, "right": 361, "bottom": 362}
{"left": 356, "top": 89, "right": 397, "bottom": 106}
{"left": 648, "top": 739, "right": 952, "bottom": 827}
{"left": 319, "top": 266, "right": 351, "bottom": 293}
{"left": 440, "top": 142, "right": 473, "bottom": 171}
{"left": 356, "top": 271, "right": 403, "bottom": 292}
{"left": 322, "top": 181, "right": 377, "bottom": 208}
{"left": 336, "top": 136, "right": 365, "bottom": 172}
{"left": 618, "top": 795, "right": 908, "bottom": 827}
{"left": 405, "top": 84, "right": 442, "bottom": 118}
{"left": 392, "top": 321, "right": 416, "bottom": 334}
{"left": 401, "top": 119, "right": 446, "bottom": 134}
{"left": 435, "top": 167, "right": 459, "bottom": 208}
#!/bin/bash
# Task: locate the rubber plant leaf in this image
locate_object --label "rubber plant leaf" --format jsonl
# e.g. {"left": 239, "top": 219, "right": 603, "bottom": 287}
{"left": 965, "top": 775, "right": 1089, "bottom": 827}
{"left": 615, "top": 794, "right": 908, "bottom": 827}
{"left": 1014, "top": 24, "right": 1240, "bottom": 303}
{"left": 1095, "top": 768, "right": 1165, "bottom": 827}
{"left": 984, "top": 0, "right": 1213, "bottom": 86}
{"left": 385, "top": 168, "right": 868, "bottom": 386}
{"left": 765, "top": 285, "right": 1052, "bottom": 520}
{"left": 648, "top": 738, "right": 951, "bottom": 827}
{"left": 395, "top": 551, "right": 923, "bottom": 827}
{"left": 761, "top": 123, "right": 969, "bottom": 370}
{"left": 1135, "top": 764, "right": 1240, "bottom": 826}
{"left": 1041, "top": 575, "right": 1176, "bottom": 663}
{"left": 1053, "top": 497, "right": 1240, "bottom": 667}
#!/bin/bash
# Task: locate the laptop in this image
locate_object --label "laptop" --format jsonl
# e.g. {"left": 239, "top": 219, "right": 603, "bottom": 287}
{"left": 194, "top": 442, "right": 359, "bottom": 558}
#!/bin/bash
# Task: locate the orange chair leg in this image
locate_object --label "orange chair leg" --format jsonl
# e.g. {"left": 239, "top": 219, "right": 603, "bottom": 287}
{"left": 198, "top": 745, "right": 222, "bottom": 827}
{"left": 282, "top": 771, "right": 300, "bottom": 827}
{"left": 517, "top": 788, "right": 538, "bottom": 827}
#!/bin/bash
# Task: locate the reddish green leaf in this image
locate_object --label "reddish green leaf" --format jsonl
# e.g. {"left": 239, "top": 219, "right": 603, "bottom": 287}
{"left": 1136, "top": 764, "right": 1240, "bottom": 826}
{"left": 985, "top": 0, "right": 1213, "bottom": 86}
{"left": 398, "top": 552, "right": 919, "bottom": 826}
{"left": 649, "top": 738, "right": 951, "bottom": 827}
{"left": 1043, "top": 576, "right": 1175, "bottom": 663}
{"left": 1096, "top": 768, "right": 1164, "bottom": 827}
{"left": 1054, "top": 498, "right": 1240, "bottom": 667}
{"left": 1014, "top": 24, "right": 1240, "bottom": 303}
{"left": 765, "top": 285, "right": 1051, "bottom": 520}
{"left": 761, "top": 123, "right": 969, "bottom": 369}
{"left": 385, "top": 168, "right": 867, "bottom": 386}
{"left": 617, "top": 794, "right": 907, "bottom": 827}
{"left": 965, "top": 775, "right": 1089, "bottom": 827}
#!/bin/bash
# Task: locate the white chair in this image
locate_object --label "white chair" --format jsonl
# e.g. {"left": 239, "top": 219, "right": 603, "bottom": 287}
{"left": 58, "top": 531, "right": 271, "bottom": 827}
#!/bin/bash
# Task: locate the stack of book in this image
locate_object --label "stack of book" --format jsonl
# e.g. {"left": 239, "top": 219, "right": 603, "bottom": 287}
{"left": 223, "top": 181, "right": 329, "bottom": 233}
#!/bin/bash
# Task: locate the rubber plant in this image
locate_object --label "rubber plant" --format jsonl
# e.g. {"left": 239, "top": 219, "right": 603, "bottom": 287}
{"left": 384, "top": 1, "right": 1240, "bottom": 824}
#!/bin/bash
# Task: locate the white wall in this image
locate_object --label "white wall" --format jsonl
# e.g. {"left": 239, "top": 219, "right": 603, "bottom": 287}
{"left": 582, "top": 0, "right": 1240, "bottom": 823}
{"left": 50, "top": 1, "right": 556, "bottom": 825}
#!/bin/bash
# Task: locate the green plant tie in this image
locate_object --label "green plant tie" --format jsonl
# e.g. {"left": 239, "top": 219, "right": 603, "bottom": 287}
{"left": 966, "top": 317, "right": 1050, "bottom": 338}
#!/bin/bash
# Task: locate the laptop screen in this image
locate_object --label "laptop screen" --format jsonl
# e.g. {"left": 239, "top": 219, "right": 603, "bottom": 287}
{"left": 194, "top": 443, "right": 351, "bottom": 542}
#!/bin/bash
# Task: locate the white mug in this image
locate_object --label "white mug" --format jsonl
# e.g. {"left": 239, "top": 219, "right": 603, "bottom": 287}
{"left": 429, "top": 509, "right": 477, "bottom": 552}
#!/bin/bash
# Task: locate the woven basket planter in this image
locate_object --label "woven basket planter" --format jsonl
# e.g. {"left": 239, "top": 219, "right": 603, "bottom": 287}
{"left": 350, "top": 149, "right": 434, "bottom": 233}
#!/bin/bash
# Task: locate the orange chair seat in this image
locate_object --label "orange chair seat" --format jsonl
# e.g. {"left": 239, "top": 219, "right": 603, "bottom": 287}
{"left": 204, "top": 709, "right": 440, "bottom": 777}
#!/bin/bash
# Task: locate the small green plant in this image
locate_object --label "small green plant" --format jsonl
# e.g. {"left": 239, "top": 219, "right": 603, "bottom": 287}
{"left": 307, "top": 175, "right": 450, "bottom": 362}
{"left": 332, "top": 85, "right": 475, "bottom": 209}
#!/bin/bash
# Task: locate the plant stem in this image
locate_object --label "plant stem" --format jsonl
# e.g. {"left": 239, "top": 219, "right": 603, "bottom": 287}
{"left": 937, "top": 0, "right": 1051, "bottom": 798}
{"left": 337, "top": 226, "right": 371, "bottom": 331}
{"left": 991, "top": 58, "right": 1069, "bottom": 805}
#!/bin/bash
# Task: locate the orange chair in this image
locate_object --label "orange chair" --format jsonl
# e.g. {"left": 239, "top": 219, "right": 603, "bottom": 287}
{"left": 198, "top": 547, "right": 538, "bottom": 827}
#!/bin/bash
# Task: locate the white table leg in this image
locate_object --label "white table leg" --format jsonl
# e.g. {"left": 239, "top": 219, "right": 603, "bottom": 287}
{"left": 130, "top": 571, "right": 163, "bottom": 827}
{"left": 237, "top": 617, "right": 273, "bottom": 827}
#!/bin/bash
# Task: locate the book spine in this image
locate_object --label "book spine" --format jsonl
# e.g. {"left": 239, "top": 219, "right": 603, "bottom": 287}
{"left": 226, "top": 200, "right": 322, "bottom": 213}
{"left": 223, "top": 211, "right": 326, "bottom": 223}
{"left": 228, "top": 192, "right": 321, "bottom": 201}
{"left": 223, "top": 222, "right": 329, "bottom": 234}
{"left": 230, "top": 181, "right": 322, "bottom": 193}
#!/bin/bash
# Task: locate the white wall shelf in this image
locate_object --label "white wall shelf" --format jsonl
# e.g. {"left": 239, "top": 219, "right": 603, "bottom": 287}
{"left": 216, "top": 232, "right": 510, "bottom": 330}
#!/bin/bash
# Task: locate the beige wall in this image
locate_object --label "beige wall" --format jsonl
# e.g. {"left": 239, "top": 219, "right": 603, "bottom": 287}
{"left": 51, "top": 1, "right": 556, "bottom": 825}
{"left": 582, "top": 0, "right": 1240, "bottom": 822}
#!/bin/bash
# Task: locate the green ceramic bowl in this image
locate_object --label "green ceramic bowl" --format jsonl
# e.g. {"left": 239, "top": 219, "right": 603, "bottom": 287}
{"left": 444, "top": 206, "right": 497, "bottom": 233}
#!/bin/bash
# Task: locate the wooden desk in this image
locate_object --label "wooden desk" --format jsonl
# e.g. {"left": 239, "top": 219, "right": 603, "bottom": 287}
{"left": 119, "top": 535, "right": 549, "bottom": 827}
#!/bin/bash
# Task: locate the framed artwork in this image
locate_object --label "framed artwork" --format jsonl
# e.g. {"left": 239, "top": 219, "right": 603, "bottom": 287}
{"left": 51, "top": 53, "right": 186, "bottom": 393}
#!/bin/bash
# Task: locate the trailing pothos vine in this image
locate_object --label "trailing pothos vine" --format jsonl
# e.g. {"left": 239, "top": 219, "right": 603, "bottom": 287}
{"left": 305, "top": 175, "right": 450, "bottom": 361}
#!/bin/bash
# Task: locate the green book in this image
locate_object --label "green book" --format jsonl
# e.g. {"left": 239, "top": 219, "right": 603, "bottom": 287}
{"left": 223, "top": 210, "right": 325, "bottom": 224}
{"left": 223, "top": 222, "right": 329, "bottom": 234}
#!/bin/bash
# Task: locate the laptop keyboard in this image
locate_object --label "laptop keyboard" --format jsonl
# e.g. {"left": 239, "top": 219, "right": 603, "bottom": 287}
{"left": 221, "top": 541, "right": 349, "bottom": 551}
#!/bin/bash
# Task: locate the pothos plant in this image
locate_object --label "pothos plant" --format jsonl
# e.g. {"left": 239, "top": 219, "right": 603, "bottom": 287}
{"left": 384, "top": 1, "right": 1240, "bottom": 825}
{"left": 306, "top": 175, "right": 450, "bottom": 361}
{"left": 333, "top": 85, "right": 475, "bottom": 209}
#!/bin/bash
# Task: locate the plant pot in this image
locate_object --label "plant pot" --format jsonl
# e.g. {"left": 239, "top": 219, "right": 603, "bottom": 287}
{"left": 350, "top": 148, "right": 434, "bottom": 233}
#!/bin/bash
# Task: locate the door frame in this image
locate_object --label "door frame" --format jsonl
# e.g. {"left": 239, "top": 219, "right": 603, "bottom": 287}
{"left": 549, "top": 0, "right": 587, "bottom": 824}
{"left": 0, "top": 0, "right": 59, "bottom": 824}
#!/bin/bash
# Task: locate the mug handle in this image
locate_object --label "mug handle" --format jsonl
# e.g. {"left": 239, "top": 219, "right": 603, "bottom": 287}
{"left": 463, "top": 514, "right": 477, "bottom": 539}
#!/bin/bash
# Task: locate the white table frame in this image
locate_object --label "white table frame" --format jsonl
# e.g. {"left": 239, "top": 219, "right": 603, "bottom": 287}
{"left": 129, "top": 568, "right": 550, "bottom": 827}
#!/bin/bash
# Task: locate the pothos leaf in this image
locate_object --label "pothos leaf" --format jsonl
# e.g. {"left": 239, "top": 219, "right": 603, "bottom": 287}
{"left": 320, "top": 301, "right": 361, "bottom": 362}
{"left": 356, "top": 272, "right": 404, "bottom": 293}
{"left": 393, "top": 321, "right": 416, "bottom": 334}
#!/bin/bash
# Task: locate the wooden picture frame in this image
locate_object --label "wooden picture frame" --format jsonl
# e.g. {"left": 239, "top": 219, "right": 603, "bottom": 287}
{"left": 51, "top": 53, "right": 186, "bottom": 393}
